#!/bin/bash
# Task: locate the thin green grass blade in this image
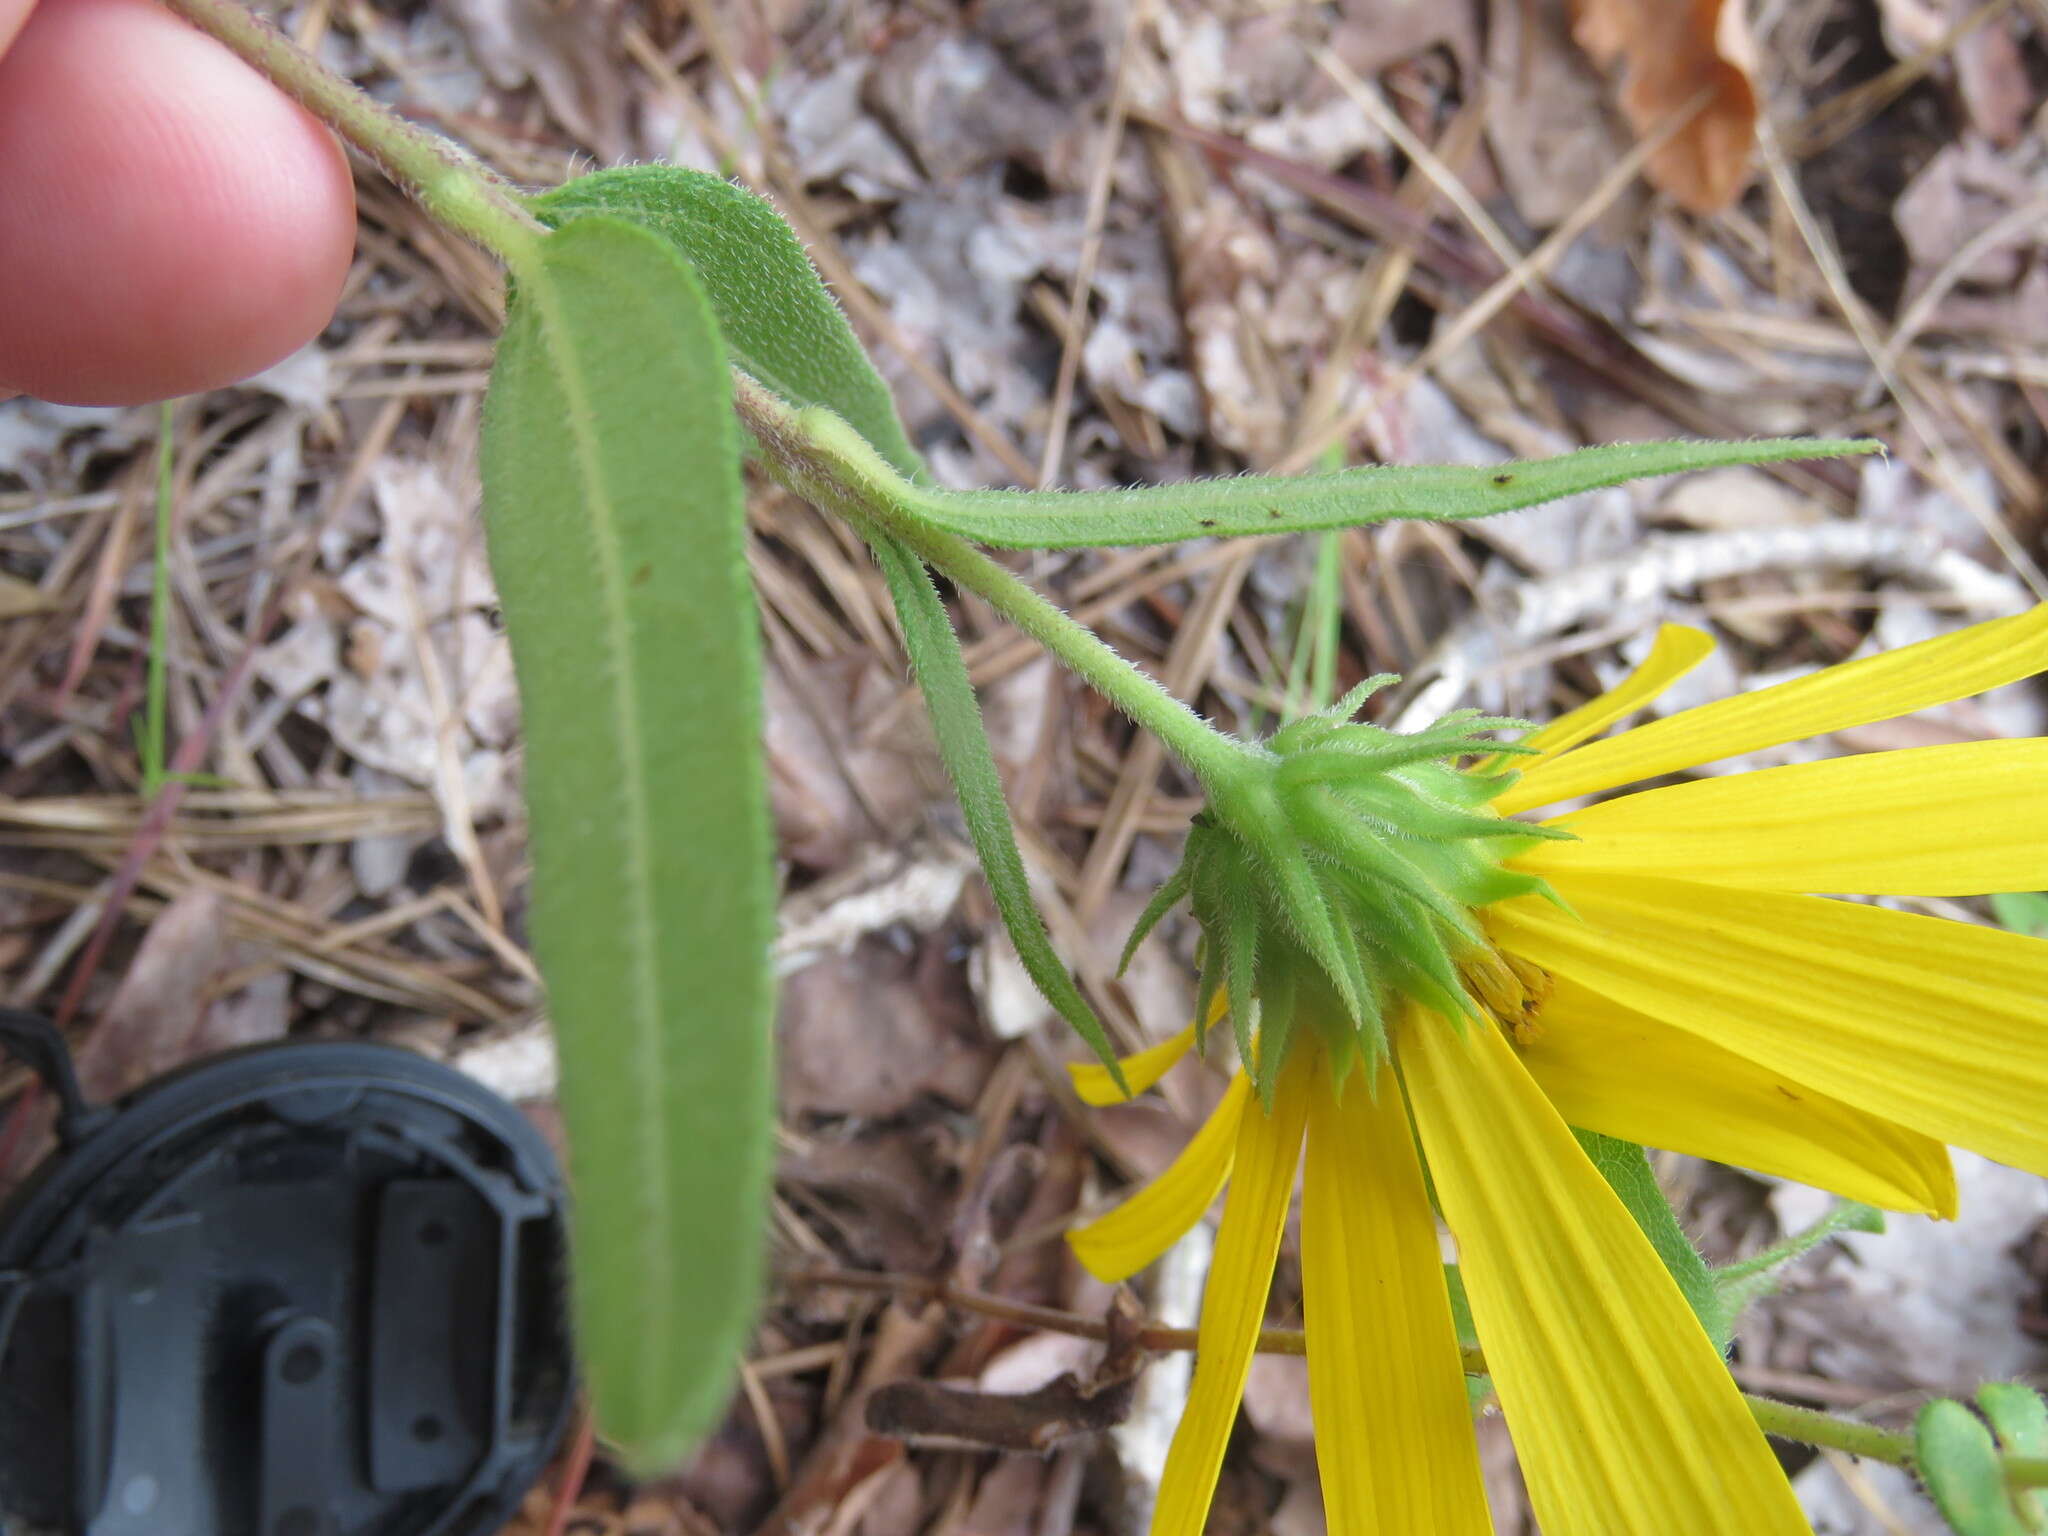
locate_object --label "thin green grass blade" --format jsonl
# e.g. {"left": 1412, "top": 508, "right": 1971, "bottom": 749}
{"left": 140, "top": 402, "right": 176, "bottom": 796}
{"left": 1443, "top": 1264, "right": 1495, "bottom": 1410}
{"left": 1280, "top": 531, "right": 1344, "bottom": 719}
{"left": 533, "top": 167, "right": 925, "bottom": 480}
{"left": 481, "top": 214, "right": 774, "bottom": 1471}
{"left": 1992, "top": 892, "right": 2048, "bottom": 938}
{"left": 900, "top": 437, "right": 1881, "bottom": 548}
{"left": 867, "top": 531, "right": 1123, "bottom": 1086}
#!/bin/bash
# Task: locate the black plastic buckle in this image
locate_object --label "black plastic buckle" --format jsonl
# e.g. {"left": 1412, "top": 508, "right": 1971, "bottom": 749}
{"left": 0, "top": 1018, "right": 575, "bottom": 1536}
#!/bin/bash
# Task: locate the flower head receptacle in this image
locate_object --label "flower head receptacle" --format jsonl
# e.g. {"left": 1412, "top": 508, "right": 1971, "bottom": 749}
{"left": 1126, "top": 678, "right": 1568, "bottom": 1101}
{"left": 1075, "top": 606, "right": 2048, "bottom": 1536}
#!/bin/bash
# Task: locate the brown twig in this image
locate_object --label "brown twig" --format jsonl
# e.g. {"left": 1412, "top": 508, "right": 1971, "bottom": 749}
{"left": 782, "top": 1263, "right": 1312, "bottom": 1360}
{"left": 542, "top": 1404, "right": 597, "bottom": 1536}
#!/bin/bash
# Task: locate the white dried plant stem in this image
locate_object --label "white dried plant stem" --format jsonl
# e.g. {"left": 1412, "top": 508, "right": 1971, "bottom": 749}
{"left": 1112, "top": 1222, "right": 1211, "bottom": 1535}
{"left": 1393, "top": 521, "right": 2029, "bottom": 731}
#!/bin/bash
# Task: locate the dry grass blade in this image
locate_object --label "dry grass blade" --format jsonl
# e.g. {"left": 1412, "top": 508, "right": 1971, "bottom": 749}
{"left": 1754, "top": 115, "right": 2048, "bottom": 599}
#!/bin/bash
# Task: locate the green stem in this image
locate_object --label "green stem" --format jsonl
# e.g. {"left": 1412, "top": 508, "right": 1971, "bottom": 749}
{"left": 2008, "top": 1457, "right": 2048, "bottom": 1491}
{"left": 154, "top": 0, "right": 542, "bottom": 262}
{"left": 1746, "top": 1394, "right": 1916, "bottom": 1465}
{"left": 730, "top": 373, "right": 1262, "bottom": 796}
{"left": 897, "top": 524, "right": 1257, "bottom": 791}
{"left": 1741, "top": 1401, "right": 2048, "bottom": 1488}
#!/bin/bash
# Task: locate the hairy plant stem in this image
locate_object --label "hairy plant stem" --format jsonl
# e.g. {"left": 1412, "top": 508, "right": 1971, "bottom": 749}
{"left": 1744, "top": 1395, "right": 1914, "bottom": 1466}
{"left": 156, "top": 0, "right": 543, "bottom": 262}
{"left": 881, "top": 522, "right": 1259, "bottom": 794}
{"left": 729, "top": 372, "right": 1263, "bottom": 797}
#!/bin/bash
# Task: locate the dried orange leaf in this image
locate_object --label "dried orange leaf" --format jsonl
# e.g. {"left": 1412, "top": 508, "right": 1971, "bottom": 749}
{"left": 1570, "top": 0, "right": 1758, "bottom": 213}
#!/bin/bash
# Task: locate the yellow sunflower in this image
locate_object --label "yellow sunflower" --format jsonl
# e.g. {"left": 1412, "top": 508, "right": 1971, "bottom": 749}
{"left": 1067, "top": 603, "right": 2048, "bottom": 1536}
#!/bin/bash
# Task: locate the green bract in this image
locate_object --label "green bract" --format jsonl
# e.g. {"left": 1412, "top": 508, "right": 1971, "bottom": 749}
{"left": 1129, "top": 684, "right": 1567, "bottom": 1103}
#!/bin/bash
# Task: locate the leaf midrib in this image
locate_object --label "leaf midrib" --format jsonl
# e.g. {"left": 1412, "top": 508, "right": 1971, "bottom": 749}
{"left": 520, "top": 247, "right": 674, "bottom": 1416}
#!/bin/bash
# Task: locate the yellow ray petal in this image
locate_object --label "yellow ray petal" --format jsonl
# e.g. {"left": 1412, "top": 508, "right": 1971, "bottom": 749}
{"left": 1068, "top": 989, "right": 1228, "bottom": 1105}
{"left": 1402, "top": 1014, "right": 1810, "bottom": 1536}
{"left": 1519, "top": 974, "right": 1956, "bottom": 1216}
{"left": 1068, "top": 1021, "right": 1199, "bottom": 1106}
{"left": 1492, "top": 872, "right": 2048, "bottom": 1177}
{"left": 1516, "top": 623, "right": 1715, "bottom": 765}
{"left": 1498, "top": 603, "right": 2048, "bottom": 815}
{"left": 1152, "top": 1055, "right": 1310, "bottom": 1536}
{"left": 1068, "top": 1073, "right": 1251, "bottom": 1283}
{"left": 1302, "top": 1066, "right": 1492, "bottom": 1535}
{"left": 1517, "top": 739, "right": 2048, "bottom": 896}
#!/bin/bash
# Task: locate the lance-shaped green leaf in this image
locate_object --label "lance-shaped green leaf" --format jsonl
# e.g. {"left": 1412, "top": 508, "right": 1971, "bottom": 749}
{"left": 1571, "top": 1129, "right": 1731, "bottom": 1350}
{"left": 482, "top": 214, "right": 775, "bottom": 1471}
{"left": 803, "top": 429, "right": 1879, "bottom": 549}
{"left": 867, "top": 530, "right": 1122, "bottom": 1085}
{"left": 533, "top": 167, "right": 925, "bottom": 480}
{"left": 536, "top": 171, "right": 1874, "bottom": 561}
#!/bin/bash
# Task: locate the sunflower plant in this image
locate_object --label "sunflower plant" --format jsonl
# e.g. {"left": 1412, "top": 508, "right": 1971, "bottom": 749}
{"left": 1069, "top": 607, "right": 2048, "bottom": 1534}
{"left": 166, "top": 3, "right": 2048, "bottom": 1530}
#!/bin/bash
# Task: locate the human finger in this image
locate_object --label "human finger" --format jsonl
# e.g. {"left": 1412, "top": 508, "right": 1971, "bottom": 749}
{"left": 0, "top": 0, "right": 357, "bottom": 404}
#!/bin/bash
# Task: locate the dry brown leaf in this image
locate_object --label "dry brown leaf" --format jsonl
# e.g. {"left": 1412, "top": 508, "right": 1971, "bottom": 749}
{"left": 956, "top": 1458, "right": 1049, "bottom": 1536}
{"left": 75, "top": 887, "right": 230, "bottom": 1101}
{"left": 777, "top": 934, "right": 988, "bottom": 1120}
{"left": 1570, "top": 0, "right": 1758, "bottom": 213}
{"left": 864, "top": 31, "right": 1085, "bottom": 186}
{"left": 10, "top": 890, "right": 280, "bottom": 1175}
{"left": 1954, "top": 15, "right": 2032, "bottom": 146}
{"left": 779, "top": 1130, "right": 958, "bottom": 1273}
{"left": 974, "top": 0, "right": 1111, "bottom": 102}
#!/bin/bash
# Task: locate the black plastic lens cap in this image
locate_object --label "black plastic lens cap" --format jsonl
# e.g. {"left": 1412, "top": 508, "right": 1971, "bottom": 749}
{"left": 0, "top": 1040, "right": 576, "bottom": 1536}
